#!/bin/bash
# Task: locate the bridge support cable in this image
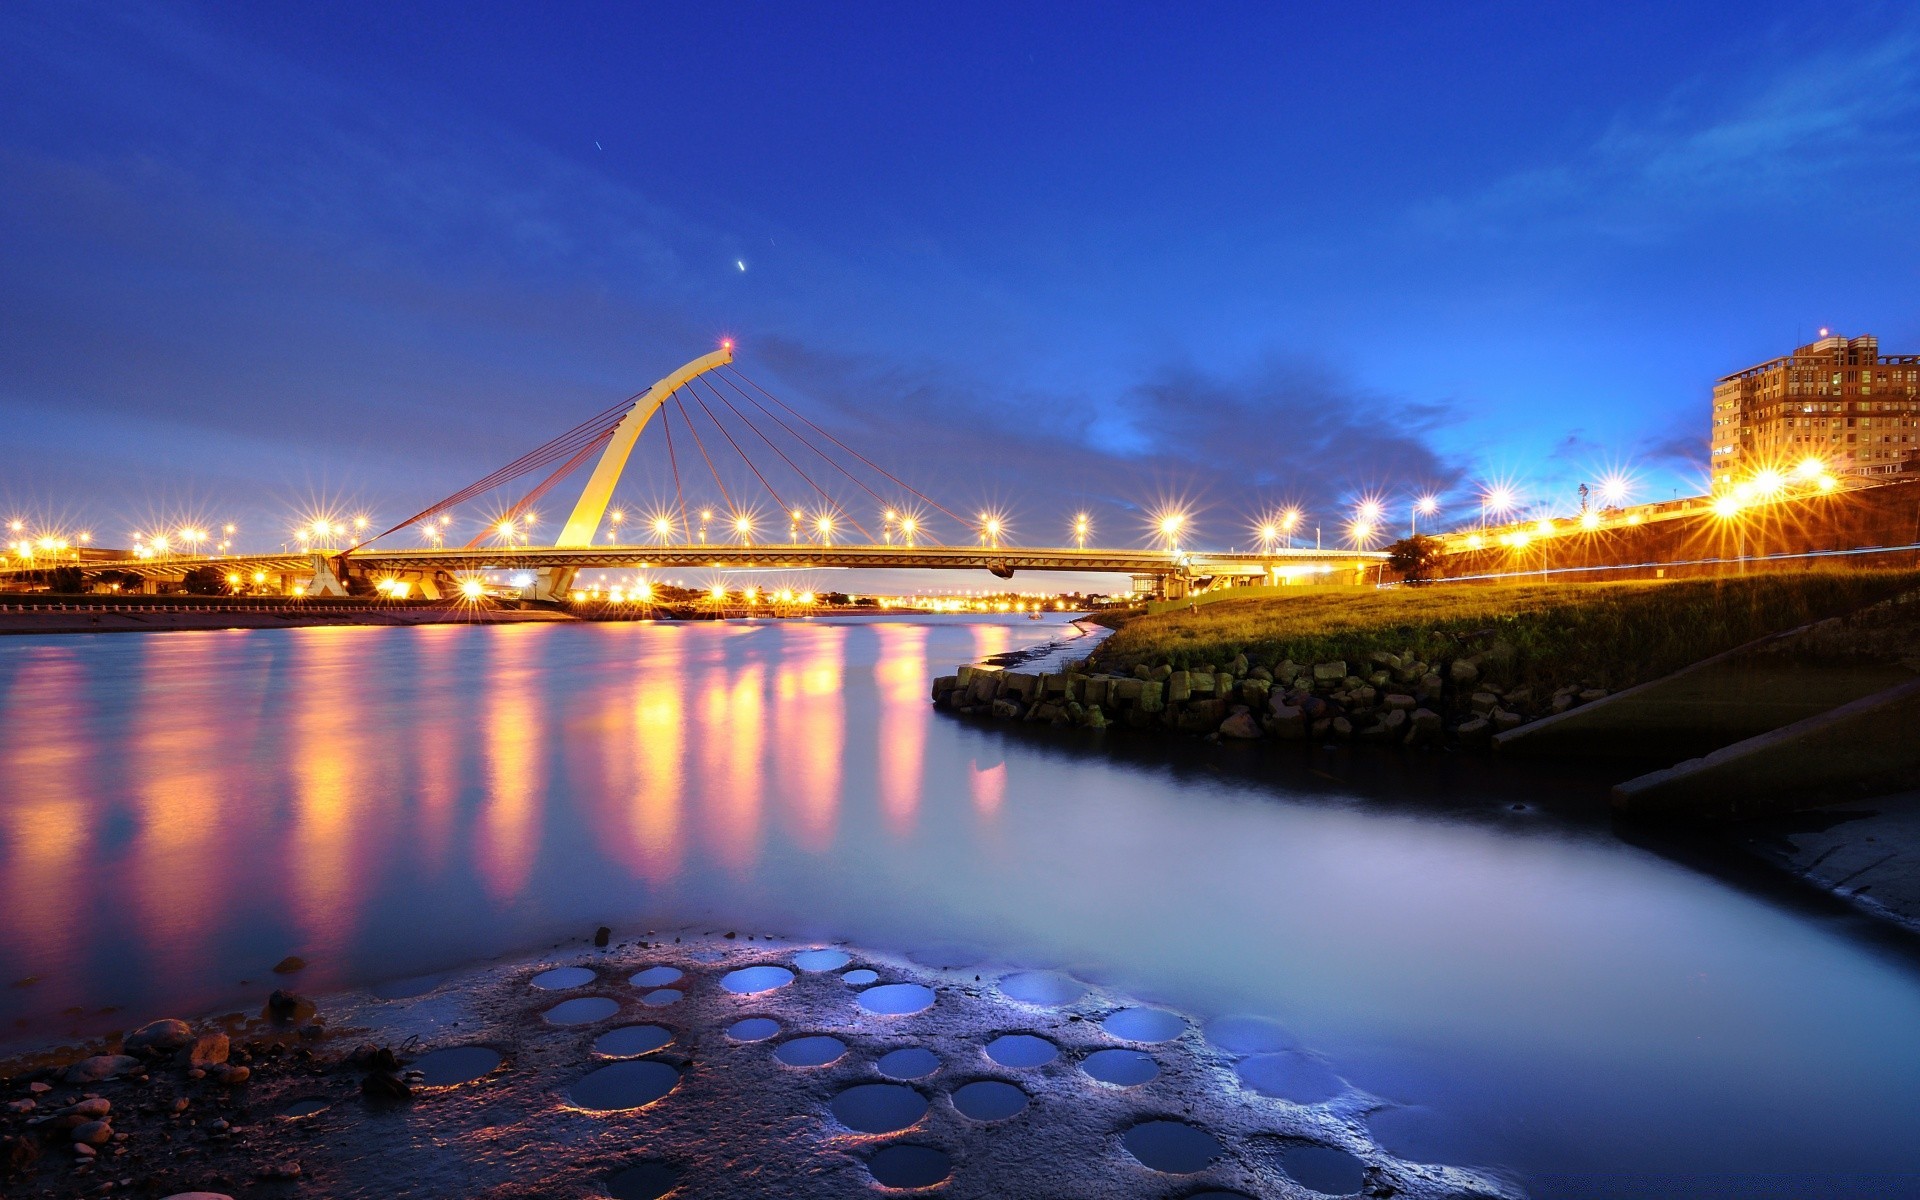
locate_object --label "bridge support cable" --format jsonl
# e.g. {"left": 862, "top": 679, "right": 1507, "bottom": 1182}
{"left": 460, "top": 426, "right": 618, "bottom": 549}
{"left": 352, "top": 396, "right": 636, "bottom": 551}
{"left": 659, "top": 398, "right": 692, "bottom": 542}
{"left": 668, "top": 391, "right": 737, "bottom": 516}
{"left": 721, "top": 366, "right": 971, "bottom": 531}
{"left": 690, "top": 376, "right": 875, "bottom": 541}
{"left": 692, "top": 375, "right": 892, "bottom": 519}
{"left": 683, "top": 382, "right": 793, "bottom": 519}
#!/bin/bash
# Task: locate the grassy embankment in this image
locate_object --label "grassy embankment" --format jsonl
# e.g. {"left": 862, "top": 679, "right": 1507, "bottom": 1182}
{"left": 1089, "top": 571, "right": 1920, "bottom": 695}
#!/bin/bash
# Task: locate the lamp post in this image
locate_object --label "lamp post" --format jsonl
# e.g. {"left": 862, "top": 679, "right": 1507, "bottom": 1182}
{"left": 1412, "top": 495, "right": 1438, "bottom": 537}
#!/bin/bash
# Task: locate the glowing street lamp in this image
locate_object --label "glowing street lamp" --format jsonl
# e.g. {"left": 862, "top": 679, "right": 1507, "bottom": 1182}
{"left": 815, "top": 513, "right": 835, "bottom": 545}
{"left": 1072, "top": 512, "right": 1091, "bottom": 549}
{"left": 979, "top": 513, "right": 1004, "bottom": 548}
{"left": 1349, "top": 520, "right": 1376, "bottom": 547}
{"left": 1412, "top": 495, "right": 1438, "bottom": 536}
{"left": 651, "top": 515, "right": 674, "bottom": 544}
{"left": 1257, "top": 520, "right": 1281, "bottom": 553}
{"left": 1599, "top": 475, "right": 1630, "bottom": 507}
{"left": 1480, "top": 486, "right": 1516, "bottom": 528}
{"left": 789, "top": 508, "right": 803, "bottom": 542}
{"left": 899, "top": 514, "right": 918, "bottom": 547}
{"left": 733, "top": 513, "right": 754, "bottom": 545}
{"left": 1156, "top": 511, "right": 1186, "bottom": 552}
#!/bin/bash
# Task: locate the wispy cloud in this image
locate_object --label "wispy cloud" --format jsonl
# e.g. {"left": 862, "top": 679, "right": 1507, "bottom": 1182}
{"left": 1415, "top": 19, "right": 1920, "bottom": 241}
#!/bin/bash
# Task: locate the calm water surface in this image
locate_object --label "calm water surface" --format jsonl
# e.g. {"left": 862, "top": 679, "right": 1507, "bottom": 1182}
{"left": 3, "top": 615, "right": 1920, "bottom": 1197}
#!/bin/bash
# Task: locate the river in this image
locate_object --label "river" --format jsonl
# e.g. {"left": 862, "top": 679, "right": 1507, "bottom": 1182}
{"left": 2, "top": 613, "right": 1918, "bottom": 1197}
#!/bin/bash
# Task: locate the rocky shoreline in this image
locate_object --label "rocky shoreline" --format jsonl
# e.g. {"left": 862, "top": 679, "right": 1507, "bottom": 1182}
{"left": 931, "top": 646, "right": 1609, "bottom": 750}
{"left": 0, "top": 933, "right": 1521, "bottom": 1199}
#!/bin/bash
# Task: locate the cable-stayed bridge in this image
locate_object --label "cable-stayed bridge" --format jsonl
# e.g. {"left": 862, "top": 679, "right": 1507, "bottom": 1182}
{"left": 2, "top": 345, "right": 1384, "bottom": 599}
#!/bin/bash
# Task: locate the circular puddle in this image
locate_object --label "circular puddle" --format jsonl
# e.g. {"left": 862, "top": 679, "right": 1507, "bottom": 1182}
{"left": 842, "top": 968, "right": 880, "bottom": 986}
{"left": 721, "top": 964, "right": 795, "bottom": 994}
{"left": 1235, "top": 1052, "right": 1343, "bottom": 1104}
{"left": 794, "top": 948, "right": 852, "bottom": 972}
{"left": 543, "top": 996, "right": 620, "bottom": 1026}
{"left": 858, "top": 982, "right": 935, "bottom": 1015}
{"left": 1121, "top": 1120, "right": 1223, "bottom": 1173}
{"left": 570, "top": 1060, "right": 682, "bottom": 1111}
{"left": 640, "top": 988, "right": 683, "bottom": 1007}
{"left": 278, "top": 1097, "right": 330, "bottom": 1118}
{"left": 629, "top": 965, "right": 684, "bottom": 988}
{"left": 877, "top": 1047, "right": 940, "bottom": 1080}
{"left": 999, "top": 970, "right": 1087, "bottom": 1006}
{"left": 369, "top": 973, "right": 444, "bottom": 1000}
{"left": 830, "top": 1083, "right": 928, "bottom": 1133}
{"left": 985, "top": 1034, "right": 1057, "bottom": 1068}
{"left": 607, "top": 1160, "right": 681, "bottom": 1200}
{"left": 531, "top": 966, "right": 596, "bottom": 990}
{"left": 594, "top": 1024, "right": 674, "bottom": 1057}
{"left": 1283, "top": 1143, "right": 1367, "bottom": 1195}
{"left": 1204, "top": 1014, "right": 1296, "bottom": 1055}
{"left": 773, "top": 1035, "right": 847, "bottom": 1067}
{"left": 1101, "top": 1007, "right": 1185, "bottom": 1042}
{"left": 950, "top": 1079, "right": 1029, "bottom": 1122}
{"left": 868, "top": 1144, "right": 951, "bottom": 1189}
{"left": 1081, "top": 1048, "right": 1158, "bottom": 1086}
{"left": 727, "top": 1017, "right": 781, "bottom": 1042}
{"left": 413, "top": 1045, "right": 502, "bottom": 1086}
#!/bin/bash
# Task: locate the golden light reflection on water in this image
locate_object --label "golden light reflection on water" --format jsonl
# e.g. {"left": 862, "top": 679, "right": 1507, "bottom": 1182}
{"left": 774, "top": 626, "right": 845, "bottom": 854}
{"left": 411, "top": 626, "right": 463, "bottom": 872}
{"left": 698, "top": 656, "right": 766, "bottom": 870}
{"left": 287, "top": 629, "right": 376, "bottom": 963}
{"left": 477, "top": 627, "right": 545, "bottom": 903}
{"left": 0, "top": 649, "right": 90, "bottom": 979}
{"left": 875, "top": 623, "right": 930, "bottom": 834}
{"left": 610, "top": 631, "right": 687, "bottom": 882}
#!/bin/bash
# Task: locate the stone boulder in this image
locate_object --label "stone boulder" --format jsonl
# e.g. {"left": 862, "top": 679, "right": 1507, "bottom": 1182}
{"left": 1265, "top": 702, "right": 1307, "bottom": 739}
{"left": 1166, "top": 670, "right": 1192, "bottom": 703}
{"left": 1491, "top": 708, "right": 1524, "bottom": 732}
{"left": 125, "top": 1018, "right": 193, "bottom": 1055}
{"left": 1312, "top": 660, "right": 1347, "bottom": 682}
{"left": 1449, "top": 659, "right": 1480, "bottom": 685}
{"left": 1383, "top": 693, "right": 1416, "bottom": 712}
{"left": 1219, "top": 708, "right": 1262, "bottom": 739}
{"left": 188, "top": 1032, "right": 230, "bottom": 1069}
{"left": 64, "top": 1055, "right": 138, "bottom": 1083}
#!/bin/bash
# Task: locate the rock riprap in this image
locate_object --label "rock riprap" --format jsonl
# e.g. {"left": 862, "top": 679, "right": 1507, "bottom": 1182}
{"left": 932, "top": 652, "right": 1611, "bottom": 750}
{"left": 0, "top": 934, "right": 1523, "bottom": 1199}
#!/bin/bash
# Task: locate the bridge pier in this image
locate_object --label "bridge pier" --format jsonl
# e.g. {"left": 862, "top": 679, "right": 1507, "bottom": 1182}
{"left": 526, "top": 566, "right": 578, "bottom": 604}
{"left": 306, "top": 554, "right": 349, "bottom": 597}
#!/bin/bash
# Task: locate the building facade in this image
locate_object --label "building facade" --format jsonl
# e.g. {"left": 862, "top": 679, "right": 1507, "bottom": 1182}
{"left": 1711, "top": 333, "right": 1920, "bottom": 485}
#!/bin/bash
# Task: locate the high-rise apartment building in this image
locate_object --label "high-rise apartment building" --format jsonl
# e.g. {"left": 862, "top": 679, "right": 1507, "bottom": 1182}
{"left": 1711, "top": 333, "right": 1920, "bottom": 484}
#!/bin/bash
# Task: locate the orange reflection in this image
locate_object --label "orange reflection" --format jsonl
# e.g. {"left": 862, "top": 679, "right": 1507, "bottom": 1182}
{"left": 970, "top": 758, "right": 1007, "bottom": 815}
{"left": 609, "top": 637, "right": 689, "bottom": 881}
{"left": 874, "top": 623, "right": 929, "bottom": 835}
{"left": 0, "top": 649, "right": 94, "bottom": 980}
{"left": 411, "top": 626, "right": 461, "bottom": 871}
{"left": 772, "top": 627, "right": 845, "bottom": 853}
{"left": 697, "top": 659, "right": 765, "bottom": 870}
{"left": 286, "top": 629, "right": 374, "bottom": 963}
{"left": 476, "top": 628, "right": 545, "bottom": 903}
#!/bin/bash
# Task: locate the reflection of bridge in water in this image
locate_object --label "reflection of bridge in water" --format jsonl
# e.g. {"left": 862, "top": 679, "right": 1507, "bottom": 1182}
{"left": 4, "top": 344, "right": 1383, "bottom": 599}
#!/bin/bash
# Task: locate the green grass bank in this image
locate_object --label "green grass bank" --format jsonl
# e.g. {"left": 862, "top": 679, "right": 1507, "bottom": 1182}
{"left": 1088, "top": 572, "right": 1920, "bottom": 697}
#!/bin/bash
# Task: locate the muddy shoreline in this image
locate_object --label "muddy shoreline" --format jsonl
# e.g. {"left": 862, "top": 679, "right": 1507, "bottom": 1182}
{"left": 0, "top": 933, "right": 1517, "bottom": 1199}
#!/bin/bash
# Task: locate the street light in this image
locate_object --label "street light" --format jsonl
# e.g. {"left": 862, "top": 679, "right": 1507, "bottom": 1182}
{"left": 1072, "top": 512, "right": 1091, "bottom": 549}
{"left": 979, "top": 513, "right": 1004, "bottom": 548}
{"left": 1412, "top": 495, "right": 1438, "bottom": 536}
{"left": 1481, "top": 486, "right": 1516, "bottom": 528}
{"left": 1156, "top": 511, "right": 1186, "bottom": 552}
{"left": 899, "top": 514, "right": 918, "bottom": 547}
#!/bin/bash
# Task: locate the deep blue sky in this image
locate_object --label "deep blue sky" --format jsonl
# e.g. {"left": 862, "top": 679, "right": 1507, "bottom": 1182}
{"left": 4, "top": 1, "right": 1918, "bottom": 563}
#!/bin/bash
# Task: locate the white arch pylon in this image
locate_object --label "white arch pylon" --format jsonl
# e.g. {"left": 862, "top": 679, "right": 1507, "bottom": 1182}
{"left": 554, "top": 342, "right": 736, "bottom": 547}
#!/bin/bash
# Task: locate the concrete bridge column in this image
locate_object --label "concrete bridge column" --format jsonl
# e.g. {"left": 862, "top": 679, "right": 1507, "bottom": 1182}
{"left": 526, "top": 566, "right": 578, "bottom": 604}
{"left": 306, "top": 554, "right": 349, "bottom": 597}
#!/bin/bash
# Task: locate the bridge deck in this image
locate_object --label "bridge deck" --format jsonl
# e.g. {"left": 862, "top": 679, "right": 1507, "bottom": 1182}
{"left": 1, "top": 543, "right": 1383, "bottom": 581}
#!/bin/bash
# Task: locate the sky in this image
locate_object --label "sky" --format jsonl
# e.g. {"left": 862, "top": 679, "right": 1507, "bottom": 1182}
{"left": 3, "top": 0, "right": 1919, "bottom": 585}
